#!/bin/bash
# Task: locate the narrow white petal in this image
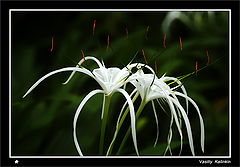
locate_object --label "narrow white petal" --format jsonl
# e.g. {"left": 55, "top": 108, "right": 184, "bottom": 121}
{"left": 23, "top": 67, "right": 94, "bottom": 98}
{"left": 63, "top": 56, "right": 103, "bottom": 85}
{"left": 116, "top": 88, "right": 139, "bottom": 156}
{"left": 169, "top": 96, "right": 195, "bottom": 156}
{"left": 164, "top": 110, "right": 174, "bottom": 155}
{"left": 151, "top": 100, "right": 159, "bottom": 148}
{"left": 148, "top": 80, "right": 170, "bottom": 102}
{"left": 154, "top": 84, "right": 183, "bottom": 155}
{"left": 164, "top": 76, "right": 189, "bottom": 114}
{"left": 172, "top": 100, "right": 183, "bottom": 155}
{"left": 62, "top": 65, "right": 80, "bottom": 85}
{"left": 101, "top": 59, "right": 106, "bottom": 68}
{"left": 156, "top": 99, "right": 169, "bottom": 116}
{"left": 106, "top": 89, "right": 138, "bottom": 155}
{"left": 73, "top": 89, "right": 104, "bottom": 156}
{"left": 154, "top": 85, "right": 183, "bottom": 144}
{"left": 168, "top": 129, "right": 173, "bottom": 155}
{"left": 174, "top": 105, "right": 183, "bottom": 155}
{"left": 162, "top": 96, "right": 183, "bottom": 156}
{"left": 174, "top": 92, "right": 205, "bottom": 153}
{"left": 101, "top": 95, "right": 106, "bottom": 120}
{"left": 171, "top": 94, "right": 183, "bottom": 129}
{"left": 117, "top": 89, "right": 138, "bottom": 126}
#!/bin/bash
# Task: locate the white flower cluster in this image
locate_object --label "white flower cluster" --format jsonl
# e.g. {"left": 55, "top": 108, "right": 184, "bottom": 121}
{"left": 23, "top": 56, "right": 204, "bottom": 156}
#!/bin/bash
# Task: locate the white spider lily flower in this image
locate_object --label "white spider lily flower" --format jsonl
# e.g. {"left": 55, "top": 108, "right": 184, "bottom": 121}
{"left": 22, "top": 56, "right": 139, "bottom": 156}
{"left": 111, "top": 67, "right": 204, "bottom": 156}
{"left": 108, "top": 71, "right": 182, "bottom": 154}
{"left": 129, "top": 72, "right": 204, "bottom": 155}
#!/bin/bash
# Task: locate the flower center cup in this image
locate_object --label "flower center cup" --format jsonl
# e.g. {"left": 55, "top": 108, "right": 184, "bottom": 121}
{"left": 93, "top": 67, "right": 129, "bottom": 95}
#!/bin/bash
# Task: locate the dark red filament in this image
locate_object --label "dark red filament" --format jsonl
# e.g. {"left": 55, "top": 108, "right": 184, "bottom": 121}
{"left": 92, "top": 19, "right": 96, "bottom": 36}
{"left": 179, "top": 36, "right": 182, "bottom": 50}
{"left": 81, "top": 50, "right": 85, "bottom": 61}
{"left": 163, "top": 33, "right": 167, "bottom": 48}
{"left": 195, "top": 61, "right": 199, "bottom": 76}
{"left": 206, "top": 50, "right": 210, "bottom": 66}
{"left": 50, "top": 37, "right": 54, "bottom": 52}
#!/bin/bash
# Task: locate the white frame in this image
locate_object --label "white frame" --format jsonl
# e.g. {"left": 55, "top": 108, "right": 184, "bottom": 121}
{"left": 9, "top": 9, "right": 231, "bottom": 159}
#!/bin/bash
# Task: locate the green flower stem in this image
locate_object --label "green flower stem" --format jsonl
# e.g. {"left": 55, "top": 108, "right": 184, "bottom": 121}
{"left": 116, "top": 100, "right": 146, "bottom": 155}
{"left": 107, "top": 92, "right": 139, "bottom": 155}
{"left": 99, "top": 94, "right": 111, "bottom": 155}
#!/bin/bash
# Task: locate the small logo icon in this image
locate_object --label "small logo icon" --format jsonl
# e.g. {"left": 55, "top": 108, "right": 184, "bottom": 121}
{"left": 14, "top": 160, "right": 19, "bottom": 164}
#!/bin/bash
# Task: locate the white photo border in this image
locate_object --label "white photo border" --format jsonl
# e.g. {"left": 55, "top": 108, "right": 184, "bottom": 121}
{"left": 9, "top": 9, "right": 231, "bottom": 159}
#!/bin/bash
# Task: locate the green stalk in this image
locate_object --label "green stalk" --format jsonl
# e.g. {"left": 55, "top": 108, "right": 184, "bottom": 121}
{"left": 99, "top": 94, "right": 111, "bottom": 155}
{"left": 107, "top": 92, "right": 139, "bottom": 155}
{"left": 116, "top": 100, "right": 146, "bottom": 155}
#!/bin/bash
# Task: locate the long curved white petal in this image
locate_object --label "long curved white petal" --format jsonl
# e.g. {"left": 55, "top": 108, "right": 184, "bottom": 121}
{"left": 116, "top": 88, "right": 139, "bottom": 156}
{"left": 156, "top": 99, "right": 169, "bottom": 116}
{"left": 170, "top": 94, "right": 183, "bottom": 155}
{"left": 63, "top": 56, "right": 103, "bottom": 85}
{"left": 164, "top": 76, "right": 189, "bottom": 114}
{"left": 174, "top": 92, "right": 205, "bottom": 153}
{"left": 23, "top": 67, "right": 94, "bottom": 98}
{"left": 116, "top": 89, "right": 138, "bottom": 128}
{"left": 169, "top": 96, "right": 195, "bottom": 156}
{"left": 151, "top": 100, "right": 159, "bottom": 148}
{"left": 164, "top": 110, "right": 174, "bottom": 155}
{"left": 154, "top": 84, "right": 183, "bottom": 154}
{"left": 73, "top": 89, "right": 104, "bottom": 156}
{"left": 164, "top": 76, "right": 188, "bottom": 114}
{"left": 106, "top": 89, "right": 138, "bottom": 155}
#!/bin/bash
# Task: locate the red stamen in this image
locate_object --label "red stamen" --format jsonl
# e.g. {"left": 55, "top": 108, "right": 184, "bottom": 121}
{"left": 163, "top": 33, "right": 167, "bottom": 48}
{"left": 92, "top": 19, "right": 96, "bottom": 36}
{"left": 125, "top": 27, "right": 129, "bottom": 39}
{"left": 141, "top": 49, "right": 148, "bottom": 64}
{"left": 106, "top": 35, "right": 110, "bottom": 50}
{"left": 81, "top": 49, "right": 85, "bottom": 61}
{"left": 50, "top": 36, "right": 54, "bottom": 52}
{"left": 195, "top": 61, "right": 199, "bottom": 76}
{"left": 145, "top": 26, "right": 150, "bottom": 40}
{"left": 206, "top": 50, "right": 210, "bottom": 66}
{"left": 154, "top": 61, "right": 158, "bottom": 73}
{"left": 179, "top": 36, "right": 182, "bottom": 50}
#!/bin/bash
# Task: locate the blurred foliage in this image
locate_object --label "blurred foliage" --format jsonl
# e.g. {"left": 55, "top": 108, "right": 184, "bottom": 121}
{"left": 12, "top": 11, "right": 229, "bottom": 156}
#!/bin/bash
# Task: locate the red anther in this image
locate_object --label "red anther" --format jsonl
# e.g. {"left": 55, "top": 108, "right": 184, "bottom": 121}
{"left": 195, "top": 61, "right": 199, "bottom": 76}
{"left": 206, "top": 50, "right": 210, "bottom": 66}
{"left": 125, "top": 27, "right": 129, "bottom": 39}
{"left": 154, "top": 61, "right": 158, "bottom": 73}
{"left": 106, "top": 35, "right": 110, "bottom": 50}
{"left": 141, "top": 49, "right": 148, "bottom": 64}
{"left": 179, "top": 36, "right": 182, "bottom": 50}
{"left": 81, "top": 49, "right": 85, "bottom": 61}
{"left": 163, "top": 33, "right": 167, "bottom": 48}
{"left": 50, "top": 36, "right": 54, "bottom": 52}
{"left": 92, "top": 19, "right": 96, "bottom": 36}
{"left": 145, "top": 26, "right": 150, "bottom": 40}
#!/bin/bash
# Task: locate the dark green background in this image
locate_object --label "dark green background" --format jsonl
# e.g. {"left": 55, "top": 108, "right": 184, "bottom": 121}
{"left": 11, "top": 11, "right": 229, "bottom": 156}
